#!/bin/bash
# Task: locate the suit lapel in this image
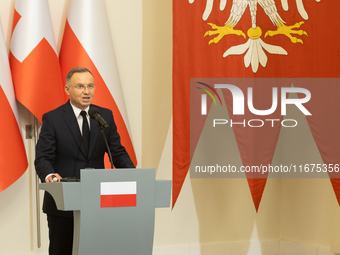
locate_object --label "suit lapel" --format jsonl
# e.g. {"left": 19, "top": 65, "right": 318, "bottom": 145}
{"left": 61, "top": 102, "right": 87, "bottom": 157}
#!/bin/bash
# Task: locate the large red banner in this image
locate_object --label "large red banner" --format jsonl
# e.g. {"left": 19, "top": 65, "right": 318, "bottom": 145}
{"left": 173, "top": 0, "right": 340, "bottom": 210}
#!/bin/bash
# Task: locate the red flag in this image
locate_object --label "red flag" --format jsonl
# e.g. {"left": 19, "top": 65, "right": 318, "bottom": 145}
{"left": 0, "top": 19, "right": 28, "bottom": 192}
{"left": 173, "top": 0, "right": 340, "bottom": 209}
{"left": 9, "top": 0, "right": 66, "bottom": 123}
{"left": 59, "top": 0, "right": 137, "bottom": 167}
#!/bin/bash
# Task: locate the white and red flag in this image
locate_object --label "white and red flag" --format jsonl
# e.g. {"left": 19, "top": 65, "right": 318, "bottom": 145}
{"left": 59, "top": 0, "right": 137, "bottom": 167}
{"left": 9, "top": 0, "right": 66, "bottom": 123}
{"left": 0, "top": 19, "right": 28, "bottom": 193}
{"left": 100, "top": 181, "right": 137, "bottom": 208}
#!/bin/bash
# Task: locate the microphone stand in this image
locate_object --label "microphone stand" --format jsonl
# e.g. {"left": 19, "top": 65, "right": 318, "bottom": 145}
{"left": 98, "top": 124, "right": 114, "bottom": 169}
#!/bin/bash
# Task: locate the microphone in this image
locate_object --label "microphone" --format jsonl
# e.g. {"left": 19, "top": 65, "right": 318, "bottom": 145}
{"left": 89, "top": 106, "right": 113, "bottom": 169}
{"left": 89, "top": 107, "right": 109, "bottom": 128}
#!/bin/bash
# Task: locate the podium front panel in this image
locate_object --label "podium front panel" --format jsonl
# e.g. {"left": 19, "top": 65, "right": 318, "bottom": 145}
{"left": 78, "top": 168, "right": 156, "bottom": 255}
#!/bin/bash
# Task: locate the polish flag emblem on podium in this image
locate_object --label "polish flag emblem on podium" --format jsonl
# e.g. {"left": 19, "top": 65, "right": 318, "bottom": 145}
{"left": 100, "top": 182, "right": 137, "bottom": 208}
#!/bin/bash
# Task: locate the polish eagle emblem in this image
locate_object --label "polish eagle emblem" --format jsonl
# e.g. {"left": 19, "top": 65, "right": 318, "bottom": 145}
{"left": 190, "top": 0, "right": 320, "bottom": 73}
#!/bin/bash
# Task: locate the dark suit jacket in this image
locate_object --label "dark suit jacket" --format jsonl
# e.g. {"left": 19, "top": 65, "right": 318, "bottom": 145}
{"left": 35, "top": 101, "right": 135, "bottom": 217}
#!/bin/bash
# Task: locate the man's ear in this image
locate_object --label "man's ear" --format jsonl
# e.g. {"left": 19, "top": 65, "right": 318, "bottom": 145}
{"left": 65, "top": 85, "right": 70, "bottom": 95}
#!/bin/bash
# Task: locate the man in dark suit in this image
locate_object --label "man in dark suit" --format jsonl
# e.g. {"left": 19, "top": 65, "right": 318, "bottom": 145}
{"left": 35, "top": 67, "right": 135, "bottom": 255}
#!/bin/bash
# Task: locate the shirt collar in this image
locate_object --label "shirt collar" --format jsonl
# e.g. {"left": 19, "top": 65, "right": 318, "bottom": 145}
{"left": 70, "top": 103, "right": 90, "bottom": 117}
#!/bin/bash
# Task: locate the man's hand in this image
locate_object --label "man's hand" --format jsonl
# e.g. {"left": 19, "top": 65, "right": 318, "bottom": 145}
{"left": 45, "top": 173, "right": 62, "bottom": 183}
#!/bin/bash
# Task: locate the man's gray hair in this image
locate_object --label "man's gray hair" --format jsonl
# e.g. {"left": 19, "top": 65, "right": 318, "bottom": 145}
{"left": 66, "top": 67, "right": 93, "bottom": 85}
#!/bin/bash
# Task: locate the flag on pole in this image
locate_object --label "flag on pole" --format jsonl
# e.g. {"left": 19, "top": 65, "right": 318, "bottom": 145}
{"left": 0, "top": 18, "right": 28, "bottom": 193}
{"left": 100, "top": 181, "right": 137, "bottom": 207}
{"left": 9, "top": 0, "right": 66, "bottom": 123}
{"left": 59, "top": 0, "right": 137, "bottom": 167}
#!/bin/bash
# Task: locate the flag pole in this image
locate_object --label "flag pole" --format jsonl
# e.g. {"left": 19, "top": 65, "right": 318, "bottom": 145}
{"left": 34, "top": 117, "right": 41, "bottom": 248}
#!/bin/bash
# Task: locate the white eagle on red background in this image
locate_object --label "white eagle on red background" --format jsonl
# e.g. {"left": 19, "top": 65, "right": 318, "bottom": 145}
{"left": 190, "top": 0, "right": 320, "bottom": 73}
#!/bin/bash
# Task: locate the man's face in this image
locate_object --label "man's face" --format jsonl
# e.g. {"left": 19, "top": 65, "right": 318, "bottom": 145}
{"left": 65, "top": 72, "right": 95, "bottom": 110}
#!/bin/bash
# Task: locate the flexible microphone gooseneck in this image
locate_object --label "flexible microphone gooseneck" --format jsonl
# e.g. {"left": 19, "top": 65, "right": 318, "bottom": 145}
{"left": 89, "top": 106, "right": 113, "bottom": 169}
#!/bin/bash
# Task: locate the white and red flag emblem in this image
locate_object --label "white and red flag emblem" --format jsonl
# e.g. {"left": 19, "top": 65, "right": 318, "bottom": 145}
{"left": 100, "top": 182, "right": 137, "bottom": 208}
{"left": 59, "top": 0, "right": 137, "bottom": 167}
{"left": 9, "top": 0, "right": 66, "bottom": 123}
{"left": 0, "top": 18, "right": 28, "bottom": 193}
